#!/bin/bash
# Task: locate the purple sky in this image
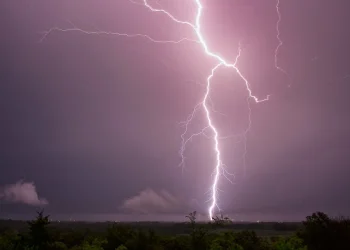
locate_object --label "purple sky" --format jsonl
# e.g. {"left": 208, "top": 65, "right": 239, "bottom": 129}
{"left": 1, "top": 0, "right": 350, "bottom": 221}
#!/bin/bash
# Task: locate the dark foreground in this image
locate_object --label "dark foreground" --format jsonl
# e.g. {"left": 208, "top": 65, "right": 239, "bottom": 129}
{"left": 0, "top": 211, "right": 349, "bottom": 250}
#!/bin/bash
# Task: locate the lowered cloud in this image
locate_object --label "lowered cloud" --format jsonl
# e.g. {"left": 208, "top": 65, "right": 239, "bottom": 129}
{"left": 121, "top": 188, "right": 185, "bottom": 214}
{"left": 0, "top": 180, "right": 48, "bottom": 206}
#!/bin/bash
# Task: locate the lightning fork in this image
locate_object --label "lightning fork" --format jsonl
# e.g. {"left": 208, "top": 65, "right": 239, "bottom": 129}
{"left": 39, "top": 22, "right": 199, "bottom": 44}
{"left": 134, "top": 0, "right": 269, "bottom": 219}
{"left": 43, "top": 0, "right": 287, "bottom": 221}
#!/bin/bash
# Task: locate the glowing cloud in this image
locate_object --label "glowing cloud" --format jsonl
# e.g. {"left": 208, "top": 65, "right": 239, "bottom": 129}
{"left": 0, "top": 180, "right": 48, "bottom": 206}
{"left": 121, "top": 188, "right": 183, "bottom": 214}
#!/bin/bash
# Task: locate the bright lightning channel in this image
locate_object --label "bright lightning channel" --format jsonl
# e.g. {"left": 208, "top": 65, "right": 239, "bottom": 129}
{"left": 275, "top": 0, "right": 290, "bottom": 87}
{"left": 144, "top": 0, "right": 269, "bottom": 220}
{"left": 39, "top": 25, "right": 199, "bottom": 44}
{"left": 41, "top": 0, "right": 286, "bottom": 221}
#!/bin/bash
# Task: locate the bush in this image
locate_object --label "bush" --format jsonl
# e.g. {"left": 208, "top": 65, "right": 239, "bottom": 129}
{"left": 233, "top": 230, "right": 261, "bottom": 250}
{"left": 273, "top": 236, "right": 307, "bottom": 250}
{"left": 160, "top": 235, "right": 191, "bottom": 250}
{"left": 299, "top": 212, "right": 350, "bottom": 250}
{"left": 46, "top": 241, "right": 68, "bottom": 250}
{"left": 104, "top": 224, "right": 135, "bottom": 250}
{"left": 210, "top": 234, "right": 243, "bottom": 250}
{"left": 0, "top": 229, "right": 20, "bottom": 250}
{"left": 116, "top": 245, "right": 128, "bottom": 250}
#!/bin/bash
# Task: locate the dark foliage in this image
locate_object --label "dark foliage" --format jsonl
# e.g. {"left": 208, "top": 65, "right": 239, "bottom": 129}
{"left": 104, "top": 224, "right": 135, "bottom": 250}
{"left": 1, "top": 211, "right": 350, "bottom": 250}
{"left": 298, "top": 211, "right": 350, "bottom": 250}
{"left": 27, "top": 210, "right": 51, "bottom": 250}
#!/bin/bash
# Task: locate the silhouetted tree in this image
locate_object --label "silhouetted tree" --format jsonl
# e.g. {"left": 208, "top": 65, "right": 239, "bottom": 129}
{"left": 299, "top": 211, "right": 350, "bottom": 250}
{"left": 185, "top": 211, "right": 210, "bottom": 250}
{"left": 185, "top": 211, "right": 197, "bottom": 229}
{"left": 212, "top": 213, "right": 231, "bottom": 227}
{"left": 27, "top": 210, "right": 50, "bottom": 250}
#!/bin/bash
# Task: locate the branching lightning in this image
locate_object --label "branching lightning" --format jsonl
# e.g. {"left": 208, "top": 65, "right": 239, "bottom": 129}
{"left": 39, "top": 25, "right": 199, "bottom": 44}
{"left": 42, "top": 0, "right": 286, "bottom": 220}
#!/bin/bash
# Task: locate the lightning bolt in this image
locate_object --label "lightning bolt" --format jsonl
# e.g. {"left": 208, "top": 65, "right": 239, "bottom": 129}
{"left": 42, "top": 0, "right": 287, "bottom": 221}
{"left": 39, "top": 24, "right": 199, "bottom": 44}
{"left": 274, "top": 0, "right": 290, "bottom": 87}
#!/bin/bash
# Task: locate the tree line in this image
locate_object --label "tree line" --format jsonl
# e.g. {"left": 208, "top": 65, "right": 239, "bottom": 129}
{"left": 0, "top": 210, "right": 349, "bottom": 250}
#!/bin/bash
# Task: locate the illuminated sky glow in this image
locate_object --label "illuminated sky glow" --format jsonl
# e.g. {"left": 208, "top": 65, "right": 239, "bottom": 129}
{"left": 2, "top": 0, "right": 350, "bottom": 221}
{"left": 41, "top": 0, "right": 284, "bottom": 220}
